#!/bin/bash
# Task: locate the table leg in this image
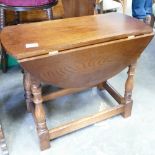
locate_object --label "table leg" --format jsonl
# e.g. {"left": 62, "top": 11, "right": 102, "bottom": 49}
{"left": 31, "top": 77, "right": 50, "bottom": 150}
{"left": 23, "top": 71, "right": 33, "bottom": 112}
{"left": 123, "top": 63, "right": 136, "bottom": 118}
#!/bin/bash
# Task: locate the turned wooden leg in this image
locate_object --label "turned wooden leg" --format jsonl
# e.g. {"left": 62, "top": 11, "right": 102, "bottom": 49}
{"left": 0, "top": 124, "right": 9, "bottom": 155}
{"left": 46, "top": 8, "right": 53, "bottom": 20}
{"left": 23, "top": 71, "right": 33, "bottom": 112}
{"left": 31, "top": 77, "right": 50, "bottom": 150}
{"left": 122, "top": 63, "right": 136, "bottom": 118}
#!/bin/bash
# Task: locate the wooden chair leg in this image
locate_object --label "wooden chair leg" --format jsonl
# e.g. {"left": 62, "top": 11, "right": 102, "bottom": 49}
{"left": 23, "top": 71, "right": 33, "bottom": 112}
{"left": 31, "top": 77, "right": 50, "bottom": 150}
{"left": 0, "top": 124, "right": 9, "bottom": 155}
{"left": 122, "top": 63, "right": 136, "bottom": 118}
{"left": 46, "top": 8, "right": 53, "bottom": 20}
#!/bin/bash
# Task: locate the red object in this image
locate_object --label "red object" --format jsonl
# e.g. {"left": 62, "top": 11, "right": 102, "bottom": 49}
{"left": 0, "top": 0, "right": 56, "bottom": 6}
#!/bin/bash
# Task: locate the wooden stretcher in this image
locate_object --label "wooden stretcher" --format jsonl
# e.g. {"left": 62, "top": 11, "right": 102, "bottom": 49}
{"left": 1, "top": 13, "right": 154, "bottom": 150}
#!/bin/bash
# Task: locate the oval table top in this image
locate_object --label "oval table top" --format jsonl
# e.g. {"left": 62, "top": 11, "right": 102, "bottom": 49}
{"left": 1, "top": 13, "right": 153, "bottom": 60}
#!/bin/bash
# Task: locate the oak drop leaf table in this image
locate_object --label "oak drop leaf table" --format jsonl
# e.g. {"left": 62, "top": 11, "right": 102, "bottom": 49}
{"left": 0, "top": 13, "right": 153, "bottom": 151}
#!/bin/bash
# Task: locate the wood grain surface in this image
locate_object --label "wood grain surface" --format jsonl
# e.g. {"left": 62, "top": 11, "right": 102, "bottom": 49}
{"left": 1, "top": 13, "right": 153, "bottom": 60}
{"left": 62, "top": 0, "right": 96, "bottom": 18}
{"left": 21, "top": 35, "right": 153, "bottom": 88}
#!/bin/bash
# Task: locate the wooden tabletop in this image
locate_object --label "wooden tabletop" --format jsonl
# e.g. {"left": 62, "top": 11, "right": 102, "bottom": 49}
{"left": 1, "top": 13, "right": 153, "bottom": 60}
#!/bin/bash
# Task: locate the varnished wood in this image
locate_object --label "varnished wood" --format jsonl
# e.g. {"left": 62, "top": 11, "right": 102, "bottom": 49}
{"left": 30, "top": 77, "right": 126, "bottom": 150}
{"left": 0, "top": 124, "right": 9, "bottom": 155}
{"left": 62, "top": 0, "right": 96, "bottom": 18}
{"left": 122, "top": 63, "right": 137, "bottom": 118}
{"left": 23, "top": 72, "right": 33, "bottom": 112}
{"left": 31, "top": 77, "right": 50, "bottom": 150}
{"left": 49, "top": 104, "right": 124, "bottom": 140}
{"left": 103, "top": 82, "right": 125, "bottom": 104}
{"left": 1, "top": 13, "right": 153, "bottom": 151}
{"left": 43, "top": 82, "right": 107, "bottom": 102}
{"left": 20, "top": 35, "right": 152, "bottom": 88}
{"left": 1, "top": 13, "right": 153, "bottom": 60}
{"left": 43, "top": 86, "right": 92, "bottom": 102}
{"left": 0, "top": 0, "right": 58, "bottom": 73}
